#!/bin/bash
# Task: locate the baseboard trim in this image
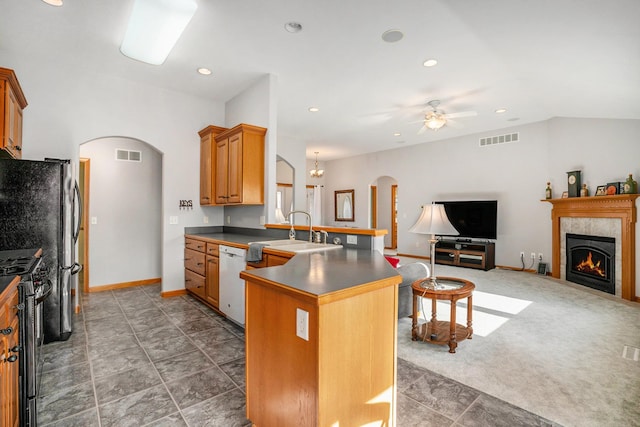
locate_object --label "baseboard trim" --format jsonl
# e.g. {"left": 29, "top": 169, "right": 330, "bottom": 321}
{"left": 88, "top": 278, "right": 161, "bottom": 293}
{"left": 161, "top": 289, "right": 187, "bottom": 298}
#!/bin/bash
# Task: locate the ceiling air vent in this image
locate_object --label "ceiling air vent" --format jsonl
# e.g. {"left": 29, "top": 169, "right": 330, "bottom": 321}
{"left": 479, "top": 132, "right": 519, "bottom": 147}
{"left": 115, "top": 149, "right": 142, "bottom": 162}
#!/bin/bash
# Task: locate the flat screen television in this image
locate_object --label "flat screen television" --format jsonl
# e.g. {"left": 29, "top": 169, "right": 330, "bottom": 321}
{"left": 435, "top": 200, "right": 498, "bottom": 240}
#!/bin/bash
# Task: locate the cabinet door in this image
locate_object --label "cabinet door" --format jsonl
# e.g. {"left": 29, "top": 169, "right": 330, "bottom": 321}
{"left": 1, "top": 286, "right": 20, "bottom": 427}
{"left": 5, "top": 312, "right": 19, "bottom": 427}
{"left": 226, "top": 132, "right": 243, "bottom": 203}
{"left": 185, "top": 269, "right": 206, "bottom": 299}
{"left": 206, "top": 255, "right": 219, "bottom": 308}
{"left": 200, "top": 134, "right": 212, "bottom": 205}
{"left": 215, "top": 138, "right": 229, "bottom": 204}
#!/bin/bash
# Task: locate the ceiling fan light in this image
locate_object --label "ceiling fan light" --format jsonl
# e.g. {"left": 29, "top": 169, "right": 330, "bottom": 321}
{"left": 425, "top": 112, "right": 446, "bottom": 130}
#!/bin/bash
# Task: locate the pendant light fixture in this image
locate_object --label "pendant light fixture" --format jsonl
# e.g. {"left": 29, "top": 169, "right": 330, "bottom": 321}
{"left": 309, "top": 152, "right": 324, "bottom": 178}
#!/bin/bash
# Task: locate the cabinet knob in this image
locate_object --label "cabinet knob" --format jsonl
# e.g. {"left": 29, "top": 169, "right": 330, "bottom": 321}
{"left": 10, "top": 345, "right": 21, "bottom": 353}
{"left": 7, "top": 354, "right": 18, "bottom": 363}
{"left": 1, "top": 327, "right": 13, "bottom": 335}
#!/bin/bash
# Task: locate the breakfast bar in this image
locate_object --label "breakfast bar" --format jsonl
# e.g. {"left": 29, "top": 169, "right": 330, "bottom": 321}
{"left": 240, "top": 249, "right": 401, "bottom": 427}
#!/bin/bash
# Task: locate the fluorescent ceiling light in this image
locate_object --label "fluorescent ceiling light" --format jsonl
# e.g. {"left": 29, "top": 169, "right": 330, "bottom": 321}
{"left": 42, "top": 0, "right": 63, "bottom": 6}
{"left": 120, "top": 0, "right": 198, "bottom": 65}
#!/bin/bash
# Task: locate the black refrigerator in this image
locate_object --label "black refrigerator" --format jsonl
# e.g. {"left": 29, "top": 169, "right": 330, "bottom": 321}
{"left": 0, "top": 158, "right": 82, "bottom": 342}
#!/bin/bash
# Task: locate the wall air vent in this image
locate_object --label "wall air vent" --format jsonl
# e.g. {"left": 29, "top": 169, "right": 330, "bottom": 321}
{"left": 479, "top": 132, "right": 519, "bottom": 147}
{"left": 115, "top": 149, "right": 142, "bottom": 162}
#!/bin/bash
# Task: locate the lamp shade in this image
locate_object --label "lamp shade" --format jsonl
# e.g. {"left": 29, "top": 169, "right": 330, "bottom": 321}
{"left": 409, "top": 204, "right": 459, "bottom": 236}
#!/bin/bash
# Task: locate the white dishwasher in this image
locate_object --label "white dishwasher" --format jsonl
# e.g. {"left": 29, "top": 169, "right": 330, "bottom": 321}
{"left": 219, "top": 245, "right": 247, "bottom": 326}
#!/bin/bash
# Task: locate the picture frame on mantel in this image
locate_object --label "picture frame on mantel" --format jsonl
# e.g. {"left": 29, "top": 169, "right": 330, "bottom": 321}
{"left": 595, "top": 185, "right": 606, "bottom": 196}
{"left": 561, "top": 191, "right": 569, "bottom": 199}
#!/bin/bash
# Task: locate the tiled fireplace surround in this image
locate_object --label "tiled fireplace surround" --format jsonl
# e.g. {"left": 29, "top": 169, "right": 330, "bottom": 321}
{"left": 545, "top": 195, "right": 639, "bottom": 301}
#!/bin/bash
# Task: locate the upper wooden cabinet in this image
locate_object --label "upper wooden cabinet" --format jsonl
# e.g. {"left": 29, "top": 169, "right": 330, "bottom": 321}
{"left": 198, "top": 125, "right": 228, "bottom": 205}
{"left": 0, "top": 68, "right": 28, "bottom": 159}
{"left": 214, "top": 124, "right": 266, "bottom": 205}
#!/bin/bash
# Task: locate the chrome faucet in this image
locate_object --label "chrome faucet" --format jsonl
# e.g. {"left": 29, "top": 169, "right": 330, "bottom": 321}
{"left": 286, "top": 210, "right": 313, "bottom": 242}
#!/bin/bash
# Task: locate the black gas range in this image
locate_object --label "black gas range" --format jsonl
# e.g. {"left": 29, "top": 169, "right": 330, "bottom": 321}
{"left": 0, "top": 248, "right": 51, "bottom": 427}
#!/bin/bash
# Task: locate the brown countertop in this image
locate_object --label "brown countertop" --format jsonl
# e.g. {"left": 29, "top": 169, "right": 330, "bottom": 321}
{"left": 240, "top": 248, "right": 401, "bottom": 305}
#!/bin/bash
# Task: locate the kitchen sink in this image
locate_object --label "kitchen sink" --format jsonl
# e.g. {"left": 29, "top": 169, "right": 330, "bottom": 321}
{"left": 250, "top": 239, "right": 342, "bottom": 253}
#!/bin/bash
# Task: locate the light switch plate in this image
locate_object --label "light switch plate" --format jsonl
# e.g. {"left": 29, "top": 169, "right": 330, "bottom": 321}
{"left": 169, "top": 216, "right": 178, "bottom": 225}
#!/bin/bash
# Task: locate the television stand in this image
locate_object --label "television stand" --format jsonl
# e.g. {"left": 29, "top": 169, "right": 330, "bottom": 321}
{"left": 434, "top": 240, "right": 495, "bottom": 271}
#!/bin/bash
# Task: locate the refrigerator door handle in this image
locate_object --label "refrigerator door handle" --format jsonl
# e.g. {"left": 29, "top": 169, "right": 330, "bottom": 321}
{"left": 73, "top": 181, "right": 82, "bottom": 243}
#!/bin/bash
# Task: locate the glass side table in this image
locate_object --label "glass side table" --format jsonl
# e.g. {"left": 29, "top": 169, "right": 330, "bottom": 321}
{"left": 411, "top": 276, "right": 475, "bottom": 353}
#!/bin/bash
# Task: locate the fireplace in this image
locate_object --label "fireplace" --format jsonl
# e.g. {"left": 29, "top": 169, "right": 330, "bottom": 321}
{"left": 566, "top": 233, "right": 615, "bottom": 294}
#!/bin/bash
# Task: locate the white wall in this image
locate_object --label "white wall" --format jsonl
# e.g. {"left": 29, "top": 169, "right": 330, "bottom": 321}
{"left": 80, "top": 137, "right": 162, "bottom": 287}
{"left": 319, "top": 118, "right": 640, "bottom": 296}
{"left": 222, "top": 74, "right": 277, "bottom": 228}
{"left": 9, "top": 60, "right": 225, "bottom": 294}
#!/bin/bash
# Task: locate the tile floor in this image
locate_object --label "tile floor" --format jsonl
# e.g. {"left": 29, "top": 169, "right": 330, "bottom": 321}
{"left": 37, "top": 284, "right": 558, "bottom": 426}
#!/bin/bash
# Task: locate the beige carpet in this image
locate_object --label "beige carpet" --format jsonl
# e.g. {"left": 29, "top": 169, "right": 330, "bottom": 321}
{"left": 395, "top": 260, "right": 640, "bottom": 427}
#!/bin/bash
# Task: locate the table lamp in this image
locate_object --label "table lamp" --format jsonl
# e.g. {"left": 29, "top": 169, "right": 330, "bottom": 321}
{"left": 409, "top": 203, "right": 459, "bottom": 288}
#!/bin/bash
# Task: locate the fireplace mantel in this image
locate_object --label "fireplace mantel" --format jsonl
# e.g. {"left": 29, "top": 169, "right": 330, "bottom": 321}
{"left": 543, "top": 195, "right": 639, "bottom": 301}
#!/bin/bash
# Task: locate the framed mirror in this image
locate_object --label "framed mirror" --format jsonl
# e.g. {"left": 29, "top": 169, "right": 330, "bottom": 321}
{"left": 335, "top": 189, "right": 354, "bottom": 222}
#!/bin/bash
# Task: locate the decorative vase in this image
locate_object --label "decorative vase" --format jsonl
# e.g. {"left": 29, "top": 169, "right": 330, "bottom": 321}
{"left": 580, "top": 184, "right": 589, "bottom": 197}
{"left": 545, "top": 182, "right": 552, "bottom": 199}
{"left": 623, "top": 174, "right": 637, "bottom": 194}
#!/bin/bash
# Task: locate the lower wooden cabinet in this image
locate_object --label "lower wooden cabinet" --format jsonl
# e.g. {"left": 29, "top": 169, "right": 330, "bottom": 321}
{"left": 184, "top": 238, "right": 220, "bottom": 311}
{"left": 1, "top": 277, "right": 20, "bottom": 427}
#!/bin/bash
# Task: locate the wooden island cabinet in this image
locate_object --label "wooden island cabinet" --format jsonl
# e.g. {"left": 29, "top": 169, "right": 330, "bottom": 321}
{"left": 0, "top": 67, "right": 27, "bottom": 159}
{"left": 240, "top": 249, "right": 401, "bottom": 427}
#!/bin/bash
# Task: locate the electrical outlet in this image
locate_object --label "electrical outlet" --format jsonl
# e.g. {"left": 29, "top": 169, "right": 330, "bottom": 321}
{"left": 530, "top": 252, "right": 536, "bottom": 259}
{"left": 347, "top": 235, "right": 358, "bottom": 245}
{"left": 226, "top": 216, "right": 231, "bottom": 224}
{"left": 259, "top": 215, "right": 265, "bottom": 225}
{"left": 296, "top": 308, "right": 309, "bottom": 341}
{"left": 203, "top": 216, "right": 209, "bottom": 224}
{"left": 520, "top": 251, "right": 525, "bottom": 258}
{"left": 538, "top": 253, "right": 543, "bottom": 261}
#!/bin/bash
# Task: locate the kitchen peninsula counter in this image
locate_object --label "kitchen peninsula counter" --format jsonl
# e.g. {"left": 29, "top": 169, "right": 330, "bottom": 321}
{"left": 240, "top": 248, "right": 401, "bottom": 426}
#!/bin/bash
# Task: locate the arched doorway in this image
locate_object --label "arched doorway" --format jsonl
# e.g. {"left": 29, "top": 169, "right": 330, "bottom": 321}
{"left": 370, "top": 176, "right": 398, "bottom": 251}
{"left": 79, "top": 137, "right": 162, "bottom": 292}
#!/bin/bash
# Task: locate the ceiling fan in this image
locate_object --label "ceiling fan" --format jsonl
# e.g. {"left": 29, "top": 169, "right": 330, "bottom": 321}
{"left": 418, "top": 100, "right": 477, "bottom": 133}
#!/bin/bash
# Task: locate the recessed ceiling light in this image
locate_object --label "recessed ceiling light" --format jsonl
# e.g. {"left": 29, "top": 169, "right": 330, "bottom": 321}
{"left": 197, "top": 67, "right": 212, "bottom": 75}
{"left": 381, "top": 29, "right": 403, "bottom": 43}
{"left": 495, "top": 108, "right": 507, "bottom": 114}
{"left": 423, "top": 59, "right": 438, "bottom": 67}
{"left": 42, "top": 0, "right": 63, "bottom": 5}
{"left": 284, "top": 22, "right": 303, "bottom": 33}
{"left": 308, "top": 107, "right": 319, "bottom": 112}
{"left": 394, "top": 132, "right": 401, "bottom": 137}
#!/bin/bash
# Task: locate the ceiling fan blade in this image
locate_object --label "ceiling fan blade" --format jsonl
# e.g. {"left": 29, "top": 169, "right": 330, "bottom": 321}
{"left": 443, "top": 111, "right": 477, "bottom": 119}
{"left": 417, "top": 124, "right": 428, "bottom": 134}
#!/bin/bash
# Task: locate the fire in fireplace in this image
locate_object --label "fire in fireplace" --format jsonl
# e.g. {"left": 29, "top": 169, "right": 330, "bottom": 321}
{"left": 566, "top": 233, "right": 615, "bottom": 294}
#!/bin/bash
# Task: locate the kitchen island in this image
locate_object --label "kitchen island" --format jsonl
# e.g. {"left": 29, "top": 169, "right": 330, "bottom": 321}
{"left": 240, "top": 248, "right": 402, "bottom": 427}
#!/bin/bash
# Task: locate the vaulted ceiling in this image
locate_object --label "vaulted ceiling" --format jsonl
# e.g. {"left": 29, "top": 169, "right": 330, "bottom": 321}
{"left": 2, "top": 0, "right": 638, "bottom": 159}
